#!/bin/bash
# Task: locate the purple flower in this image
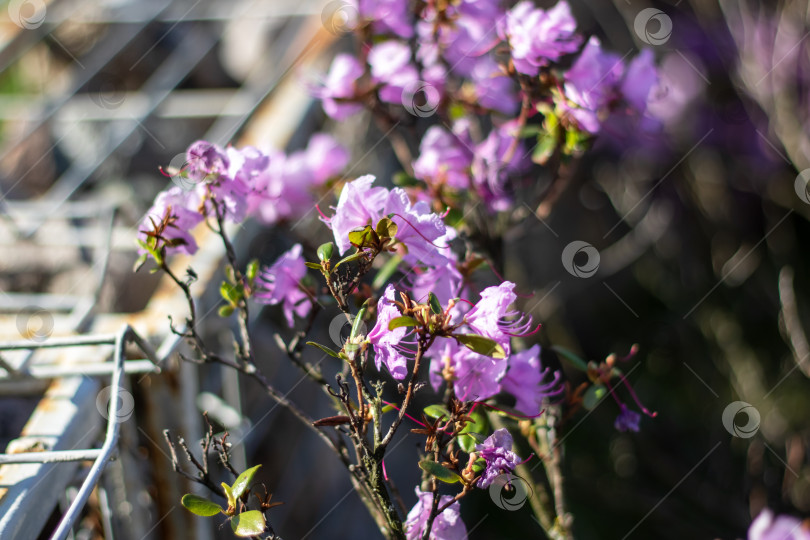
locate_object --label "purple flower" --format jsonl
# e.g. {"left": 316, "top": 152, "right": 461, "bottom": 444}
{"left": 621, "top": 49, "right": 659, "bottom": 115}
{"left": 404, "top": 487, "right": 467, "bottom": 540}
{"left": 367, "top": 284, "right": 409, "bottom": 379}
{"left": 384, "top": 188, "right": 449, "bottom": 267}
{"left": 356, "top": 0, "right": 414, "bottom": 39}
{"left": 368, "top": 40, "right": 420, "bottom": 104}
{"left": 470, "top": 56, "right": 519, "bottom": 115}
{"left": 139, "top": 186, "right": 203, "bottom": 256}
{"left": 254, "top": 244, "right": 311, "bottom": 327}
{"left": 428, "top": 338, "right": 506, "bottom": 402}
{"left": 614, "top": 404, "right": 641, "bottom": 432}
{"left": 464, "top": 281, "right": 533, "bottom": 356}
{"left": 475, "top": 428, "right": 521, "bottom": 488}
{"left": 186, "top": 140, "right": 230, "bottom": 183}
{"left": 311, "top": 54, "right": 365, "bottom": 120}
{"left": 498, "top": 1, "right": 582, "bottom": 76}
{"left": 501, "top": 345, "right": 562, "bottom": 416}
{"left": 328, "top": 175, "right": 389, "bottom": 254}
{"left": 409, "top": 259, "right": 463, "bottom": 305}
{"left": 749, "top": 509, "right": 810, "bottom": 540}
{"left": 412, "top": 126, "right": 473, "bottom": 190}
{"left": 563, "top": 37, "right": 624, "bottom": 133}
{"left": 305, "top": 133, "right": 350, "bottom": 185}
{"left": 471, "top": 121, "right": 529, "bottom": 212}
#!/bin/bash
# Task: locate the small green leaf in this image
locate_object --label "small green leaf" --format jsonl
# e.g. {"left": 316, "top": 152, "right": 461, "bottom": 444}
{"left": 306, "top": 341, "right": 342, "bottom": 358}
{"left": 418, "top": 460, "right": 461, "bottom": 484}
{"left": 220, "top": 281, "right": 242, "bottom": 305}
{"left": 218, "top": 305, "right": 235, "bottom": 317}
{"left": 381, "top": 404, "right": 396, "bottom": 414}
{"left": 231, "top": 464, "right": 261, "bottom": 500}
{"left": 181, "top": 494, "right": 222, "bottom": 517}
{"left": 333, "top": 251, "right": 365, "bottom": 271}
{"left": 428, "top": 292, "right": 442, "bottom": 315}
{"left": 230, "top": 510, "right": 266, "bottom": 537}
{"left": 305, "top": 261, "right": 323, "bottom": 270}
{"left": 246, "top": 259, "right": 260, "bottom": 283}
{"left": 222, "top": 482, "right": 235, "bottom": 510}
{"left": 551, "top": 346, "right": 589, "bottom": 371}
{"left": 583, "top": 385, "right": 607, "bottom": 410}
{"left": 458, "top": 407, "right": 488, "bottom": 452}
{"left": 388, "top": 316, "right": 418, "bottom": 331}
{"left": 133, "top": 254, "right": 148, "bottom": 273}
{"left": 351, "top": 305, "right": 368, "bottom": 340}
{"left": 348, "top": 225, "right": 377, "bottom": 249}
{"left": 453, "top": 334, "right": 506, "bottom": 359}
{"left": 375, "top": 217, "right": 398, "bottom": 239}
{"left": 423, "top": 404, "right": 450, "bottom": 420}
{"left": 317, "top": 242, "right": 334, "bottom": 262}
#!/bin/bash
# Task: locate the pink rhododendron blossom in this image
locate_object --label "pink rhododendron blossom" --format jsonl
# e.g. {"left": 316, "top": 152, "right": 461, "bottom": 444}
{"left": 464, "top": 281, "right": 533, "bottom": 356}
{"left": 328, "top": 175, "right": 389, "bottom": 254}
{"left": 748, "top": 509, "right": 810, "bottom": 540}
{"left": 498, "top": 1, "right": 582, "bottom": 76}
{"left": 139, "top": 186, "right": 203, "bottom": 256}
{"left": 254, "top": 244, "right": 311, "bottom": 327}
{"left": 501, "top": 344, "right": 562, "bottom": 416}
{"left": 563, "top": 37, "right": 624, "bottom": 134}
{"left": 413, "top": 126, "right": 473, "bottom": 189}
{"left": 367, "top": 284, "right": 409, "bottom": 379}
{"left": 305, "top": 133, "right": 350, "bottom": 185}
{"left": 311, "top": 54, "right": 365, "bottom": 120}
{"left": 475, "top": 428, "right": 521, "bottom": 488}
{"left": 404, "top": 487, "right": 467, "bottom": 540}
{"left": 368, "top": 40, "right": 420, "bottom": 104}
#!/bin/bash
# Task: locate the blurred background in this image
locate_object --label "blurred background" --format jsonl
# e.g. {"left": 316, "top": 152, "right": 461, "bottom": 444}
{"left": 0, "top": 0, "right": 809, "bottom": 539}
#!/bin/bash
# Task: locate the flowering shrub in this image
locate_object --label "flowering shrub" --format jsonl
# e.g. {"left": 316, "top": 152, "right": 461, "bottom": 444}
{"left": 136, "top": 1, "right": 664, "bottom": 538}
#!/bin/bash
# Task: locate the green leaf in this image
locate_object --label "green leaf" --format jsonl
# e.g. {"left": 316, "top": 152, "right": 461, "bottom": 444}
{"left": 133, "top": 253, "right": 148, "bottom": 273}
{"left": 428, "top": 292, "right": 442, "bottom": 315}
{"left": 453, "top": 334, "right": 506, "bottom": 359}
{"left": 375, "top": 217, "right": 398, "bottom": 239}
{"left": 351, "top": 305, "right": 368, "bottom": 340}
{"left": 222, "top": 482, "right": 235, "bottom": 510}
{"left": 551, "top": 346, "right": 589, "bottom": 371}
{"left": 333, "top": 251, "right": 365, "bottom": 271}
{"left": 306, "top": 341, "right": 342, "bottom": 358}
{"left": 218, "top": 305, "right": 235, "bottom": 317}
{"left": 348, "top": 225, "right": 377, "bottom": 249}
{"left": 388, "top": 316, "right": 418, "bottom": 331}
{"left": 423, "top": 404, "right": 450, "bottom": 420}
{"left": 583, "top": 385, "right": 607, "bottom": 410}
{"left": 418, "top": 460, "right": 461, "bottom": 484}
{"left": 246, "top": 259, "right": 259, "bottom": 283}
{"left": 230, "top": 510, "right": 266, "bottom": 537}
{"left": 231, "top": 464, "right": 261, "bottom": 500}
{"left": 305, "top": 261, "right": 323, "bottom": 270}
{"left": 317, "top": 242, "right": 334, "bottom": 262}
{"left": 381, "top": 404, "right": 396, "bottom": 414}
{"left": 220, "top": 281, "right": 242, "bottom": 305}
{"left": 181, "top": 494, "right": 222, "bottom": 517}
{"left": 458, "top": 407, "right": 488, "bottom": 452}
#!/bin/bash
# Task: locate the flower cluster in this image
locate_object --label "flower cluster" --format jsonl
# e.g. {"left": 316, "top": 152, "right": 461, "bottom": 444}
{"left": 404, "top": 488, "right": 466, "bottom": 540}
{"left": 253, "top": 244, "right": 312, "bottom": 328}
{"left": 309, "top": 0, "right": 665, "bottom": 212}
{"left": 139, "top": 134, "right": 349, "bottom": 256}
